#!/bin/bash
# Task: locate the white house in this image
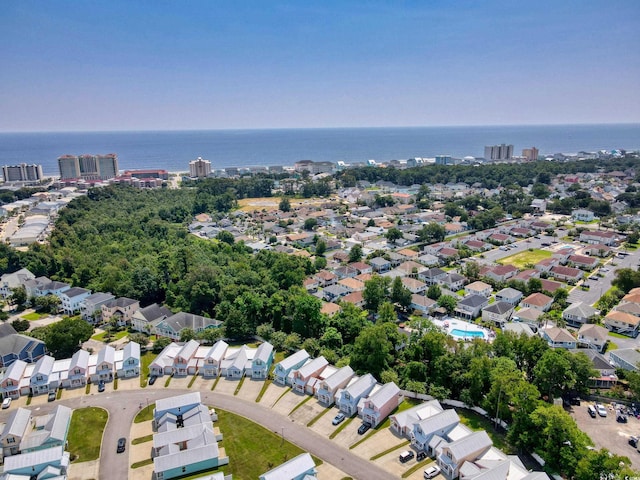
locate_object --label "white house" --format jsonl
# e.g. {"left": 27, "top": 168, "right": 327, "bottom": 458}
{"left": 116, "top": 341, "right": 141, "bottom": 378}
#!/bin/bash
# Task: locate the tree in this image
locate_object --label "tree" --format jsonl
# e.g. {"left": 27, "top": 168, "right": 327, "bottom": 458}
{"left": 256, "top": 323, "right": 274, "bottom": 341}
{"left": 11, "top": 318, "right": 30, "bottom": 332}
{"left": 34, "top": 295, "right": 61, "bottom": 314}
{"left": 574, "top": 449, "right": 635, "bottom": 480}
{"left": 612, "top": 268, "right": 640, "bottom": 294}
{"left": 385, "top": 228, "right": 403, "bottom": 244}
{"left": 350, "top": 323, "right": 393, "bottom": 378}
{"left": 391, "top": 277, "right": 412, "bottom": 311}
{"left": 179, "top": 327, "right": 196, "bottom": 342}
{"left": 315, "top": 239, "right": 326, "bottom": 256}
{"left": 463, "top": 261, "right": 480, "bottom": 282}
{"left": 279, "top": 197, "right": 291, "bottom": 212}
{"left": 437, "top": 294, "right": 457, "bottom": 314}
{"left": 44, "top": 317, "right": 94, "bottom": 359}
{"left": 303, "top": 218, "right": 317, "bottom": 231}
{"left": 426, "top": 284, "right": 442, "bottom": 300}
{"left": 533, "top": 349, "right": 576, "bottom": 400}
{"left": 153, "top": 336, "right": 172, "bottom": 353}
{"left": 216, "top": 230, "right": 235, "bottom": 245}
{"left": 128, "top": 333, "right": 149, "bottom": 348}
{"left": 10, "top": 286, "right": 27, "bottom": 310}
{"left": 363, "top": 275, "right": 391, "bottom": 312}
{"left": 270, "top": 331, "right": 287, "bottom": 351}
{"left": 348, "top": 244, "right": 363, "bottom": 262}
{"left": 320, "top": 326, "right": 343, "bottom": 350}
{"left": 377, "top": 301, "right": 397, "bottom": 324}
{"left": 418, "top": 223, "right": 445, "bottom": 244}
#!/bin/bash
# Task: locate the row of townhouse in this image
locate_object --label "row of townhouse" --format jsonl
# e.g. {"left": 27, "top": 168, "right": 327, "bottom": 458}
{"left": 149, "top": 340, "right": 274, "bottom": 380}
{"left": 0, "top": 342, "right": 140, "bottom": 399}
{"left": 273, "top": 349, "right": 401, "bottom": 427}
{"left": 602, "top": 288, "right": 640, "bottom": 337}
{"left": 390, "top": 399, "right": 550, "bottom": 480}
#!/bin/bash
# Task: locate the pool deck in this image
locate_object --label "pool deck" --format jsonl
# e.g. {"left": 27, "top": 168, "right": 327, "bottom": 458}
{"left": 433, "top": 318, "right": 494, "bottom": 342}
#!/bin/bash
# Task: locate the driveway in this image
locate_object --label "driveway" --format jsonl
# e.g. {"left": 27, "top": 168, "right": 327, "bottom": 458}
{"left": 271, "top": 388, "right": 308, "bottom": 416}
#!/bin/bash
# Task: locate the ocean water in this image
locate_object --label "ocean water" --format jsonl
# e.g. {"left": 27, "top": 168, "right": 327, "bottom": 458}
{"left": 0, "top": 124, "right": 638, "bottom": 175}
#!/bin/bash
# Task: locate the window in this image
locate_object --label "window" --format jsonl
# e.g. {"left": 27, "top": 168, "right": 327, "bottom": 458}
{"left": 7, "top": 437, "right": 15, "bottom": 444}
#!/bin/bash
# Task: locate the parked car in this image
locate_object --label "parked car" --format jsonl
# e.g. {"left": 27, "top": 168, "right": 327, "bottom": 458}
{"left": 357, "top": 422, "right": 371, "bottom": 435}
{"left": 116, "top": 437, "right": 126, "bottom": 453}
{"left": 587, "top": 405, "right": 597, "bottom": 418}
{"left": 617, "top": 413, "right": 628, "bottom": 423}
{"left": 399, "top": 450, "right": 415, "bottom": 463}
{"left": 416, "top": 451, "right": 427, "bottom": 461}
{"left": 98, "top": 380, "right": 105, "bottom": 393}
{"left": 48, "top": 391, "right": 56, "bottom": 402}
{"left": 2, "top": 398, "right": 11, "bottom": 409}
{"left": 629, "top": 436, "right": 638, "bottom": 448}
{"left": 332, "top": 412, "right": 346, "bottom": 425}
{"left": 148, "top": 375, "right": 157, "bottom": 385}
{"left": 424, "top": 465, "right": 442, "bottom": 479}
{"left": 596, "top": 404, "right": 608, "bottom": 417}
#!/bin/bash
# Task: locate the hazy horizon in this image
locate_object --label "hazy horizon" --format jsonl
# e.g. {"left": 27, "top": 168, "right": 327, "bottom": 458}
{"left": 2, "top": 1, "right": 638, "bottom": 132}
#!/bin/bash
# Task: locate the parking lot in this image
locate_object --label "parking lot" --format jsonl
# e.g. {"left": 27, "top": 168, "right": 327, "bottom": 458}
{"left": 570, "top": 401, "right": 640, "bottom": 469}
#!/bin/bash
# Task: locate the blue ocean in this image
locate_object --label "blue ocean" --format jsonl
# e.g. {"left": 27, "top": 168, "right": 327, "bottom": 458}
{"left": 0, "top": 124, "right": 638, "bottom": 175}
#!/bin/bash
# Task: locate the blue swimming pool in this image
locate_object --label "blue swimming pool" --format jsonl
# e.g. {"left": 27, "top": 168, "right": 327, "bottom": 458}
{"left": 450, "top": 329, "right": 485, "bottom": 338}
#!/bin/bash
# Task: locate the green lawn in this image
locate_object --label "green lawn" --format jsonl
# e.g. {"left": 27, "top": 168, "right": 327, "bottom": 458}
{"left": 457, "top": 409, "right": 513, "bottom": 453}
{"left": 91, "top": 330, "right": 128, "bottom": 342}
{"left": 140, "top": 351, "right": 155, "bottom": 387}
{"left": 21, "top": 312, "right": 47, "bottom": 321}
{"left": 216, "top": 409, "right": 321, "bottom": 479}
{"left": 496, "top": 249, "right": 552, "bottom": 269}
{"left": 68, "top": 407, "right": 108, "bottom": 462}
{"left": 134, "top": 403, "right": 155, "bottom": 423}
{"left": 608, "top": 331, "right": 633, "bottom": 339}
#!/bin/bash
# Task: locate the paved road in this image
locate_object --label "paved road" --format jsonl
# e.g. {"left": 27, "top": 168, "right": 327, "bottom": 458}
{"left": 0, "top": 388, "right": 393, "bottom": 480}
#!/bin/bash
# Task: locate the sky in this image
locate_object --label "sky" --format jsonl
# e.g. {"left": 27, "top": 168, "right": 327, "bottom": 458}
{"left": 1, "top": 0, "right": 638, "bottom": 132}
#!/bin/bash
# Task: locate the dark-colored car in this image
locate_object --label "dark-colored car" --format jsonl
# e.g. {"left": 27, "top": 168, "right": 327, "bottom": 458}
{"left": 117, "top": 437, "right": 126, "bottom": 453}
{"left": 629, "top": 436, "right": 638, "bottom": 448}
{"left": 47, "top": 391, "right": 56, "bottom": 402}
{"left": 357, "top": 422, "right": 371, "bottom": 435}
{"left": 416, "top": 451, "right": 428, "bottom": 461}
{"left": 587, "top": 405, "right": 597, "bottom": 418}
{"left": 148, "top": 375, "right": 157, "bottom": 385}
{"left": 617, "top": 413, "right": 628, "bottom": 423}
{"left": 98, "top": 380, "right": 105, "bottom": 393}
{"left": 399, "top": 450, "right": 415, "bottom": 463}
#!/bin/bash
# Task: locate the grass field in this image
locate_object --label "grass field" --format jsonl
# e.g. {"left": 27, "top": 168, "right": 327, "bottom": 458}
{"left": 216, "top": 409, "right": 320, "bottom": 478}
{"left": 21, "top": 312, "right": 47, "bottom": 321}
{"left": 457, "top": 409, "right": 512, "bottom": 453}
{"left": 91, "top": 330, "right": 128, "bottom": 342}
{"left": 134, "top": 403, "right": 155, "bottom": 423}
{"left": 68, "top": 407, "right": 108, "bottom": 462}
{"left": 497, "top": 249, "right": 552, "bottom": 269}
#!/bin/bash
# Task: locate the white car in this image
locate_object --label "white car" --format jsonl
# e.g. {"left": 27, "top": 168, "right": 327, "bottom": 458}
{"left": 424, "top": 465, "right": 441, "bottom": 479}
{"left": 596, "top": 404, "right": 607, "bottom": 417}
{"left": 1, "top": 398, "right": 11, "bottom": 409}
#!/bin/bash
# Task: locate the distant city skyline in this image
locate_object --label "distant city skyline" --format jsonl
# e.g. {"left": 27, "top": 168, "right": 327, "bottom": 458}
{"left": 1, "top": 1, "right": 639, "bottom": 132}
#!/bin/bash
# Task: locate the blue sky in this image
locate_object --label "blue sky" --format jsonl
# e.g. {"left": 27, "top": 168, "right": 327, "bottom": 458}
{"left": 1, "top": 0, "right": 638, "bottom": 131}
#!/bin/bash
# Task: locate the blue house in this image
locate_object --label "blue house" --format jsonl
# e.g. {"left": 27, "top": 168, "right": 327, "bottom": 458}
{"left": 259, "top": 452, "right": 317, "bottom": 480}
{"left": 2, "top": 445, "right": 70, "bottom": 478}
{"left": 337, "top": 373, "right": 377, "bottom": 416}
{"left": 251, "top": 342, "right": 274, "bottom": 379}
{"left": 273, "top": 349, "right": 309, "bottom": 385}
{"left": 0, "top": 323, "right": 46, "bottom": 368}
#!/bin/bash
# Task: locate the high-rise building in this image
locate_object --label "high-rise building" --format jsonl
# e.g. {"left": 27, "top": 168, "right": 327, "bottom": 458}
{"left": 58, "top": 154, "right": 119, "bottom": 180}
{"left": 189, "top": 157, "right": 212, "bottom": 178}
{"left": 484, "top": 144, "right": 514, "bottom": 161}
{"left": 522, "top": 147, "right": 539, "bottom": 162}
{"left": 1, "top": 163, "right": 44, "bottom": 182}
{"left": 435, "top": 155, "right": 452, "bottom": 165}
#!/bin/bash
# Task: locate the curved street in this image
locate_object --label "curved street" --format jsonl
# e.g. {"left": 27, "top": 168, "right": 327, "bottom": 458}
{"left": 0, "top": 387, "right": 393, "bottom": 480}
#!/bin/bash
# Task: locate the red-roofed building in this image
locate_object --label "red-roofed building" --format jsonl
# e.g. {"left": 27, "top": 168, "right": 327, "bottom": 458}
{"left": 550, "top": 265, "right": 583, "bottom": 282}
{"left": 484, "top": 265, "right": 518, "bottom": 283}
{"left": 521, "top": 292, "right": 554, "bottom": 311}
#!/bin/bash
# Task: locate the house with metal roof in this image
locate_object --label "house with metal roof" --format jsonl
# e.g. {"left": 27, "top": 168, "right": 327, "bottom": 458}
{"left": 199, "top": 340, "right": 229, "bottom": 378}
{"left": 250, "top": 342, "right": 274, "bottom": 379}
{"left": 358, "top": 381, "right": 400, "bottom": 427}
{"left": 291, "top": 357, "right": 329, "bottom": 395}
{"left": 273, "top": 349, "right": 310, "bottom": 385}
{"left": 410, "top": 409, "right": 461, "bottom": 453}
{"left": 336, "top": 374, "right": 377, "bottom": 416}
{"left": 390, "top": 400, "right": 445, "bottom": 438}
{"left": 437, "top": 430, "right": 493, "bottom": 479}
{"left": 89, "top": 345, "right": 115, "bottom": 383}
{"left": 219, "top": 345, "right": 255, "bottom": 379}
{"left": 29, "top": 355, "right": 56, "bottom": 395}
{"left": 116, "top": 341, "right": 141, "bottom": 378}
{"left": 259, "top": 452, "right": 317, "bottom": 480}
{"left": 171, "top": 340, "right": 200, "bottom": 377}
{"left": 316, "top": 366, "right": 354, "bottom": 406}
{"left": 0, "top": 408, "right": 32, "bottom": 456}
{"left": 20, "top": 405, "right": 72, "bottom": 454}
{"left": 1, "top": 360, "right": 27, "bottom": 399}
{"left": 2, "top": 445, "right": 70, "bottom": 478}
{"left": 62, "top": 349, "right": 89, "bottom": 388}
